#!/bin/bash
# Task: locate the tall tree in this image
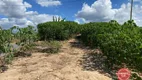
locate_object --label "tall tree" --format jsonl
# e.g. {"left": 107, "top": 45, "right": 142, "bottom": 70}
{"left": 53, "top": 16, "right": 55, "bottom": 22}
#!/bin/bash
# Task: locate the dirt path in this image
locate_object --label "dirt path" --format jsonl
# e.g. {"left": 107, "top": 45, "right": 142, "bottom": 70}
{"left": 0, "top": 39, "right": 111, "bottom": 80}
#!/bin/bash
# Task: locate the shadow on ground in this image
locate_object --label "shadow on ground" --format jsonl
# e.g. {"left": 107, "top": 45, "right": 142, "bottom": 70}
{"left": 69, "top": 38, "right": 117, "bottom": 79}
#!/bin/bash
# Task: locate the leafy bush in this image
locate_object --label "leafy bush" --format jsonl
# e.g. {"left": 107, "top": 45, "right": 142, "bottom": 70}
{"left": 0, "top": 26, "right": 38, "bottom": 53}
{"left": 4, "top": 53, "right": 14, "bottom": 64}
{"left": 80, "top": 20, "right": 142, "bottom": 71}
{"left": 37, "top": 21, "right": 79, "bottom": 40}
{"left": 0, "top": 29, "right": 13, "bottom": 53}
{"left": 15, "top": 26, "right": 38, "bottom": 44}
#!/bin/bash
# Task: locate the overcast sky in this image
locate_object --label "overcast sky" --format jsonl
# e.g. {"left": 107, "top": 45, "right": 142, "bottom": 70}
{"left": 0, "top": 0, "right": 142, "bottom": 29}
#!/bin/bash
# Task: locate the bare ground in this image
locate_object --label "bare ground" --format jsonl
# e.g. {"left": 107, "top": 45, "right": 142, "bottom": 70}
{"left": 0, "top": 39, "right": 111, "bottom": 80}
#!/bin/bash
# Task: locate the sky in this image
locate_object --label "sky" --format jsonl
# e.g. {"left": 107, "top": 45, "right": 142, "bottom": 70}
{"left": 0, "top": 0, "right": 142, "bottom": 29}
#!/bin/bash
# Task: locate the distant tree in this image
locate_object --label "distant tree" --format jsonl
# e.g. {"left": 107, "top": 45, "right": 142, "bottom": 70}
{"left": 123, "top": 20, "right": 137, "bottom": 27}
{"left": 0, "top": 26, "right": 2, "bottom": 30}
{"left": 53, "top": 16, "right": 55, "bottom": 22}
{"left": 53, "top": 16, "right": 66, "bottom": 22}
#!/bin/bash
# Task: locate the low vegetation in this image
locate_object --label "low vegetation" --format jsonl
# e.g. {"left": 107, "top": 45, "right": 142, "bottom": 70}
{"left": 37, "top": 21, "right": 80, "bottom": 40}
{"left": 0, "top": 19, "right": 142, "bottom": 79}
{"left": 80, "top": 20, "right": 142, "bottom": 79}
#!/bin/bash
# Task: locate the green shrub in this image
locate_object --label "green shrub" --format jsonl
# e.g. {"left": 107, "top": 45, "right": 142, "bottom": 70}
{"left": 4, "top": 53, "right": 14, "bottom": 64}
{"left": 37, "top": 21, "right": 79, "bottom": 40}
{"left": 80, "top": 20, "right": 142, "bottom": 71}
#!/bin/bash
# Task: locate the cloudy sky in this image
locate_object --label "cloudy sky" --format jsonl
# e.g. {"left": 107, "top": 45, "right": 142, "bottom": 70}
{"left": 0, "top": 0, "right": 142, "bottom": 29}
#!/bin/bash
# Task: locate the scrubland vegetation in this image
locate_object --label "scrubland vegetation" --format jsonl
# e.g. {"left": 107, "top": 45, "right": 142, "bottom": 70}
{"left": 0, "top": 19, "right": 142, "bottom": 79}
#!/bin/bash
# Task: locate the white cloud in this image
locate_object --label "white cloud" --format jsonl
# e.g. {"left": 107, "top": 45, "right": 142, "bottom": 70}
{"left": 76, "top": 0, "right": 142, "bottom": 26}
{"left": 0, "top": 0, "right": 61, "bottom": 29}
{"left": 0, "top": 13, "right": 60, "bottom": 29}
{"left": 25, "top": 11, "right": 39, "bottom": 18}
{"left": 0, "top": 18, "right": 15, "bottom": 29}
{"left": 0, "top": 0, "right": 32, "bottom": 18}
{"left": 76, "top": 0, "right": 115, "bottom": 22}
{"left": 74, "top": 18, "right": 87, "bottom": 24}
{"left": 24, "top": 2, "right": 32, "bottom": 8}
{"left": 28, "top": 14, "right": 60, "bottom": 25}
{"left": 0, "top": 18, "right": 35, "bottom": 29}
{"left": 36, "top": 0, "right": 61, "bottom": 7}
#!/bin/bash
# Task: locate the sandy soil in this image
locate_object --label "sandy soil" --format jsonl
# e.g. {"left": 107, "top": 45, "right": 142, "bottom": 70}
{"left": 0, "top": 39, "right": 111, "bottom": 80}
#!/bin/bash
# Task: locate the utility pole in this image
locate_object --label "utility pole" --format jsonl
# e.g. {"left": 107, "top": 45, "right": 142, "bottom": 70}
{"left": 130, "top": 0, "right": 133, "bottom": 21}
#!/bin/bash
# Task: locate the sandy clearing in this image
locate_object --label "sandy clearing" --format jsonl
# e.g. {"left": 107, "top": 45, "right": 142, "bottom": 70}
{"left": 0, "top": 39, "right": 111, "bottom": 80}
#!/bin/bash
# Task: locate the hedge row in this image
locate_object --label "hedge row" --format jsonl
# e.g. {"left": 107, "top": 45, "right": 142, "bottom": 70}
{"left": 37, "top": 21, "right": 79, "bottom": 40}
{"left": 80, "top": 20, "right": 142, "bottom": 71}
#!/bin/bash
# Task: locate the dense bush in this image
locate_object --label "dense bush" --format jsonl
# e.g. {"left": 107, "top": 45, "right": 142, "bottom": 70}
{"left": 0, "top": 29, "right": 13, "bottom": 53}
{"left": 37, "top": 21, "right": 79, "bottom": 40}
{"left": 0, "top": 26, "right": 37, "bottom": 72}
{"left": 80, "top": 20, "right": 142, "bottom": 71}
{"left": 0, "top": 26, "right": 38, "bottom": 53}
{"left": 14, "top": 26, "right": 38, "bottom": 45}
